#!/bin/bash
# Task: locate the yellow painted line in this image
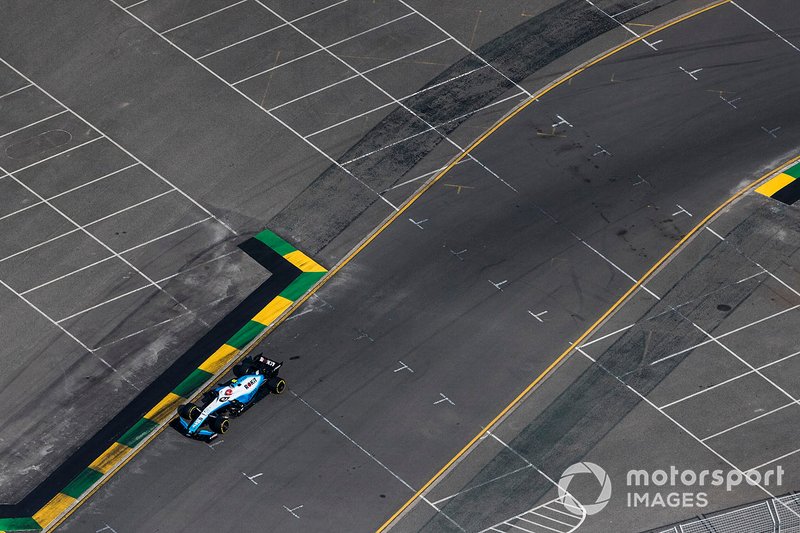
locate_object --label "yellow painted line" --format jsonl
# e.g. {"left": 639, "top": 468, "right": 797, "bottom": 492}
{"left": 143, "top": 392, "right": 185, "bottom": 424}
{"left": 198, "top": 344, "right": 239, "bottom": 374}
{"left": 755, "top": 172, "right": 795, "bottom": 197}
{"left": 252, "top": 295, "right": 294, "bottom": 326}
{"left": 45, "top": 2, "right": 740, "bottom": 531}
{"left": 283, "top": 249, "right": 326, "bottom": 272}
{"left": 33, "top": 493, "right": 76, "bottom": 527}
{"left": 88, "top": 442, "right": 133, "bottom": 475}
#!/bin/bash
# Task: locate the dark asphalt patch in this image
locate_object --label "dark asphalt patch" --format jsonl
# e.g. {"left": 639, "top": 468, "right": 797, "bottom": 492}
{"left": 269, "top": 0, "right": 677, "bottom": 255}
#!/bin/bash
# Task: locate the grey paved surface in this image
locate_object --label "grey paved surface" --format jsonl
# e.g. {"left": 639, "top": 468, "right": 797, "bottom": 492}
{"left": 0, "top": 0, "right": 699, "bottom": 508}
{"left": 56, "top": 1, "right": 800, "bottom": 532}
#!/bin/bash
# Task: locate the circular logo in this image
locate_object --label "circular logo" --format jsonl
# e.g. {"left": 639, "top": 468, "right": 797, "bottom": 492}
{"left": 224, "top": 389, "right": 233, "bottom": 396}
{"left": 557, "top": 462, "right": 612, "bottom": 516}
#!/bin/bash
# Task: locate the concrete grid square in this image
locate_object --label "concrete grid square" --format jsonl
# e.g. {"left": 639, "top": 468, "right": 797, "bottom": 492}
{"left": 48, "top": 164, "right": 172, "bottom": 226}
{"left": 644, "top": 342, "right": 752, "bottom": 409}
{"left": 237, "top": 50, "right": 354, "bottom": 110}
{"left": 202, "top": 22, "right": 319, "bottom": 84}
{"left": 327, "top": 11, "right": 445, "bottom": 72}
{"left": 26, "top": 257, "right": 151, "bottom": 321}
{"left": 0, "top": 176, "right": 38, "bottom": 217}
{"left": 0, "top": 61, "right": 29, "bottom": 95}
{"left": 663, "top": 371, "right": 790, "bottom": 440}
{"left": 292, "top": 0, "right": 412, "bottom": 47}
{"left": 0, "top": 85, "right": 63, "bottom": 136}
{"left": 0, "top": 231, "right": 110, "bottom": 293}
{"left": 164, "top": 0, "right": 281, "bottom": 58}
{"left": 0, "top": 113, "right": 99, "bottom": 173}
{"left": 13, "top": 137, "right": 134, "bottom": 197}
{"left": 129, "top": 0, "right": 239, "bottom": 34}
{"left": 271, "top": 75, "right": 396, "bottom": 136}
{"left": 86, "top": 192, "right": 210, "bottom": 252}
{"left": 260, "top": 0, "right": 346, "bottom": 20}
{"left": 721, "top": 303, "right": 800, "bottom": 368}
{"left": 0, "top": 202, "right": 75, "bottom": 260}
{"left": 363, "top": 40, "right": 480, "bottom": 103}
{"left": 709, "top": 402, "right": 800, "bottom": 472}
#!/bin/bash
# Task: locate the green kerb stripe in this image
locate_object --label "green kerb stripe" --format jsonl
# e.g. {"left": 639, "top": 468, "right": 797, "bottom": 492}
{"left": 784, "top": 163, "right": 800, "bottom": 179}
{"left": 279, "top": 271, "right": 326, "bottom": 301}
{"left": 0, "top": 517, "right": 42, "bottom": 531}
{"left": 227, "top": 320, "right": 266, "bottom": 350}
{"left": 254, "top": 229, "right": 296, "bottom": 257}
{"left": 61, "top": 467, "right": 104, "bottom": 499}
{"left": 172, "top": 368, "right": 213, "bottom": 398}
{"left": 117, "top": 417, "right": 159, "bottom": 448}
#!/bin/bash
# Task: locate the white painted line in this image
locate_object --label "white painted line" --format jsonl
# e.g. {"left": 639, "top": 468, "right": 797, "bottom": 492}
{"left": 396, "top": 0, "right": 533, "bottom": 98}
{"left": 161, "top": 0, "right": 248, "bottom": 34}
{"left": 576, "top": 346, "right": 800, "bottom": 520}
{"left": 20, "top": 216, "right": 212, "bottom": 295}
{"left": 197, "top": 0, "right": 349, "bottom": 60}
{"left": 650, "top": 304, "right": 800, "bottom": 367}
{"left": 661, "top": 349, "right": 800, "bottom": 410}
{"left": 0, "top": 83, "right": 32, "bottom": 99}
{"left": 9, "top": 136, "right": 103, "bottom": 175}
{"left": 706, "top": 226, "right": 725, "bottom": 240}
{"left": 701, "top": 402, "right": 795, "bottom": 442}
{"left": 113, "top": 0, "right": 400, "bottom": 212}
{"left": 125, "top": 0, "right": 151, "bottom": 8}
{"left": 0, "top": 55, "right": 239, "bottom": 235}
{"left": 581, "top": 238, "right": 660, "bottom": 299}
{"left": 382, "top": 158, "right": 471, "bottom": 193}
{"left": 0, "top": 276, "right": 140, "bottom": 390}
{"left": 693, "top": 322, "right": 800, "bottom": 410}
{"left": 231, "top": 12, "right": 415, "bottom": 85}
{"left": 580, "top": 323, "right": 635, "bottom": 348}
{"left": 760, "top": 263, "right": 800, "bottom": 299}
{"left": 338, "top": 90, "right": 526, "bottom": 164}
{"left": 731, "top": 1, "right": 800, "bottom": 53}
{"left": 0, "top": 228, "right": 81, "bottom": 264}
{"left": 584, "top": 0, "right": 659, "bottom": 50}
{"left": 516, "top": 516, "right": 563, "bottom": 533}
{"left": 610, "top": 0, "right": 652, "bottom": 19}
{"left": 0, "top": 163, "right": 140, "bottom": 223}
{"left": 432, "top": 465, "right": 533, "bottom": 505}
{"left": 747, "top": 446, "right": 800, "bottom": 473}
{"left": 273, "top": 37, "right": 453, "bottom": 114}
{"left": 0, "top": 111, "right": 69, "bottom": 140}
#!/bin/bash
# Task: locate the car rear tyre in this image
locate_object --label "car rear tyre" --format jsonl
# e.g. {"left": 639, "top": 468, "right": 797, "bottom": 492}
{"left": 180, "top": 403, "right": 201, "bottom": 421}
{"left": 210, "top": 417, "right": 229, "bottom": 434}
{"left": 266, "top": 376, "right": 286, "bottom": 394}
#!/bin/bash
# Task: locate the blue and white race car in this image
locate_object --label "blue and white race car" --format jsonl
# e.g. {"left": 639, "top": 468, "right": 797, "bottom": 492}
{"left": 177, "top": 354, "right": 286, "bottom": 440}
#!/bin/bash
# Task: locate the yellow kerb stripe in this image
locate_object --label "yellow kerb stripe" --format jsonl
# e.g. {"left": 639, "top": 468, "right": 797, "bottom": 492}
{"left": 33, "top": 492, "right": 76, "bottom": 527}
{"left": 88, "top": 442, "right": 132, "bottom": 474}
{"left": 198, "top": 344, "right": 239, "bottom": 374}
{"left": 143, "top": 392, "right": 185, "bottom": 423}
{"left": 252, "top": 296, "right": 293, "bottom": 326}
{"left": 756, "top": 173, "right": 795, "bottom": 197}
{"left": 283, "top": 250, "right": 326, "bottom": 272}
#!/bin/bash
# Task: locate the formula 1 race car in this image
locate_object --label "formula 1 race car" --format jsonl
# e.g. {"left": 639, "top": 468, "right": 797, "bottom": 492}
{"left": 177, "top": 354, "right": 286, "bottom": 440}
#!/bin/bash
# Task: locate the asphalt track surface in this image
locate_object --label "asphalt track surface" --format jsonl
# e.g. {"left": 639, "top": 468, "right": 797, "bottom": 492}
{"left": 0, "top": 0, "right": 704, "bottom": 517}
{"left": 52, "top": 1, "right": 800, "bottom": 532}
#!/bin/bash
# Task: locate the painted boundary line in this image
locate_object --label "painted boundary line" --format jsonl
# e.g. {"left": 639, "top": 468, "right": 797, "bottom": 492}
{"left": 756, "top": 161, "right": 800, "bottom": 204}
{"left": 0, "top": 230, "right": 325, "bottom": 533}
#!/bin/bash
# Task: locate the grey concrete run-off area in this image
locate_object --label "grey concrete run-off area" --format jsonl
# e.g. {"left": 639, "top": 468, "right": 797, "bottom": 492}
{"left": 0, "top": 0, "right": 708, "bottom": 506}
{"left": 52, "top": 1, "right": 800, "bottom": 532}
